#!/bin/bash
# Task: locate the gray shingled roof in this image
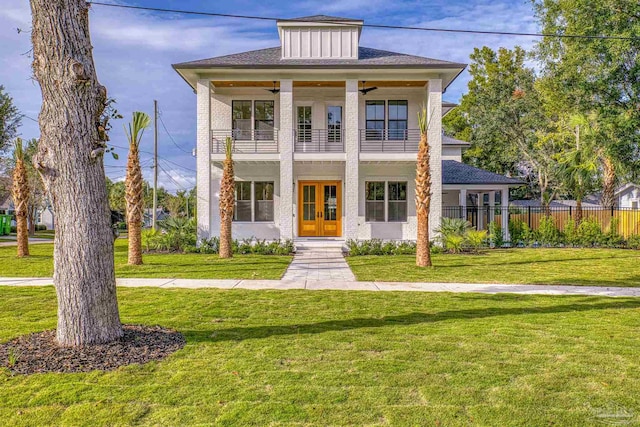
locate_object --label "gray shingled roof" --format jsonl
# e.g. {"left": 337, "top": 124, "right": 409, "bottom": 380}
{"left": 442, "top": 135, "right": 470, "bottom": 146}
{"left": 443, "top": 160, "right": 523, "bottom": 186}
{"left": 278, "top": 15, "right": 363, "bottom": 23}
{"left": 172, "top": 46, "right": 466, "bottom": 69}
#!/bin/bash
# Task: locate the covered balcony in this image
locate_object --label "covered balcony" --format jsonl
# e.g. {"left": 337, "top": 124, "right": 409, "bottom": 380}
{"left": 294, "top": 129, "right": 344, "bottom": 153}
{"left": 210, "top": 129, "right": 279, "bottom": 154}
{"left": 359, "top": 129, "right": 420, "bottom": 153}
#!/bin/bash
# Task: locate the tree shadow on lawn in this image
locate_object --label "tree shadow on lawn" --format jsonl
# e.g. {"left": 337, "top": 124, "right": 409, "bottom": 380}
{"left": 182, "top": 298, "right": 640, "bottom": 344}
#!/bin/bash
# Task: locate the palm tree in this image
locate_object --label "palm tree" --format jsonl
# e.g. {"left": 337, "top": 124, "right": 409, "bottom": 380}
{"left": 415, "top": 106, "right": 432, "bottom": 267}
{"left": 124, "top": 112, "right": 151, "bottom": 265}
{"left": 219, "top": 137, "right": 234, "bottom": 258}
{"left": 12, "top": 138, "right": 29, "bottom": 257}
{"left": 559, "top": 133, "right": 599, "bottom": 223}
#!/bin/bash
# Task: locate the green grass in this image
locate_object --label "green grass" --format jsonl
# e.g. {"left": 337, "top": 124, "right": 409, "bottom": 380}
{"left": 1, "top": 286, "right": 639, "bottom": 426}
{"left": 0, "top": 240, "right": 291, "bottom": 280}
{"left": 347, "top": 248, "right": 640, "bottom": 287}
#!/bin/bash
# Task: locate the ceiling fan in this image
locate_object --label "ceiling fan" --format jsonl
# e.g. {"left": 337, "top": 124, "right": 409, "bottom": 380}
{"left": 359, "top": 81, "right": 378, "bottom": 95}
{"left": 266, "top": 81, "right": 280, "bottom": 94}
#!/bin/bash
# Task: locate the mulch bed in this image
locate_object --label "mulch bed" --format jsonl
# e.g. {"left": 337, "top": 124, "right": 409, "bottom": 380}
{"left": 0, "top": 325, "right": 185, "bottom": 375}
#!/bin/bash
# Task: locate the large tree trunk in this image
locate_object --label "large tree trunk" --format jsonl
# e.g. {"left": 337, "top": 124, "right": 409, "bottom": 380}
{"left": 601, "top": 156, "right": 616, "bottom": 209}
{"left": 415, "top": 131, "right": 432, "bottom": 267}
{"left": 575, "top": 199, "right": 583, "bottom": 223}
{"left": 219, "top": 141, "right": 234, "bottom": 258}
{"left": 125, "top": 144, "right": 143, "bottom": 265}
{"left": 30, "top": 0, "right": 122, "bottom": 346}
{"left": 12, "top": 155, "right": 29, "bottom": 258}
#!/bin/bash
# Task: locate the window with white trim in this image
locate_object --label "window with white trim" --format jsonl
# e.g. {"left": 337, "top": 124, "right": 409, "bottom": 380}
{"left": 254, "top": 182, "right": 274, "bottom": 222}
{"left": 365, "top": 181, "right": 408, "bottom": 222}
{"left": 387, "top": 182, "right": 407, "bottom": 222}
{"left": 234, "top": 182, "right": 252, "bottom": 221}
{"left": 365, "top": 181, "right": 385, "bottom": 222}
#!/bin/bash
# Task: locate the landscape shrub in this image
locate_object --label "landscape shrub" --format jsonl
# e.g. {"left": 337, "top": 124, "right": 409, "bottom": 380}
{"left": 346, "top": 239, "right": 417, "bottom": 256}
{"left": 537, "top": 216, "right": 562, "bottom": 246}
{"left": 436, "top": 217, "right": 489, "bottom": 253}
{"left": 508, "top": 219, "right": 526, "bottom": 245}
{"left": 564, "top": 218, "right": 579, "bottom": 246}
{"left": 35, "top": 224, "right": 47, "bottom": 231}
{"left": 188, "top": 236, "right": 293, "bottom": 255}
{"left": 488, "top": 222, "right": 504, "bottom": 247}
{"left": 141, "top": 216, "right": 196, "bottom": 252}
{"left": 627, "top": 234, "right": 640, "bottom": 250}
{"left": 465, "top": 229, "right": 488, "bottom": 253}
{"left": 576, "top": 218, "right": 604, "bottom": 247}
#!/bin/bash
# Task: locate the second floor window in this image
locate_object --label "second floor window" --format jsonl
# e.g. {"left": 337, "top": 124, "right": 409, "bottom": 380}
{"left": 254, "top": 101, "right": 274, "bottom": 140}
{"left": 232, "top": 100, "right": 252, "bottom": 140}
{"left": 232, "top": 100, "right": 275, "bottom": 141}
{"left": 388, "top": 101, "right": 408, "bottom": 140}
{"left": 365, "top": 100, "right": 385, "bottom": 140}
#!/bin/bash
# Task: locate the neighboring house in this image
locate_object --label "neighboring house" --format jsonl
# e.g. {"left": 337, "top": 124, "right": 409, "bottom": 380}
{"left": 512, "top": 183, "right": 640, "bottom": 210}
{"left": 36, "top": 205, "right": 55, "bottom": 230}
{"left": 173, "top": 15, "right": 522, "bottom": 242}
{"left": 143, "top": 208, "right": 170, "bottom": 228}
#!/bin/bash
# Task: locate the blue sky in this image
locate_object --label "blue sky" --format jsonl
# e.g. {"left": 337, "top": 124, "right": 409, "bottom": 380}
{"left": 0, "top": 0, "right": 539, "bottom": 192}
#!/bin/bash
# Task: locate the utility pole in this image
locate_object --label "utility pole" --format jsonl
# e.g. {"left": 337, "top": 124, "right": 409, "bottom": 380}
{"left": 152, "top": 99, "right": 158, "bottom": 230}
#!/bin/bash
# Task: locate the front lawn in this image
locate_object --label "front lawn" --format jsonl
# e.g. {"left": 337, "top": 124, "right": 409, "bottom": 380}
{"left": 0, "top": 239, "right": 291, "bottom": 280}
{"left": 347, "top": 248, "right": 640, "bottom": 287}
{"left": 1, "top": 286, "right": 639, "bottom": 425}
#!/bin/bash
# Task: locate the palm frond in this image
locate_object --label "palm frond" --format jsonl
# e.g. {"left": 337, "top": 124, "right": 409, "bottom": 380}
{"left": 124, "top": 111, "right": 151, "bottom": 149}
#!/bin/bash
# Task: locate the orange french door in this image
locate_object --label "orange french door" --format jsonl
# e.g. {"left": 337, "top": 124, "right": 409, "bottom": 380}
{"left": 298, "top": 181, "right": 342, "bottom": 237}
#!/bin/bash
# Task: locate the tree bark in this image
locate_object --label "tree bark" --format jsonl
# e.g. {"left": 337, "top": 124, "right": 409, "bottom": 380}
{"left": 601, "top": 156, "right": 616, "bottom": 209}
{"left": 30, "top": 0, "right": 122, "bottom": 346}
{"left": 416, "top": 130, "right": 432, "bottom": 267}
{"left": 575, "top": 199, "right": 583, "bottom": 223}
{"left": 219, "top": 144, "right": 234, "bottom": 258}
{"left": 126, "top": 144, "right": 143, "bottom": 265}
{"left": 12, "top": 155, "right": 29, "bottom": 258}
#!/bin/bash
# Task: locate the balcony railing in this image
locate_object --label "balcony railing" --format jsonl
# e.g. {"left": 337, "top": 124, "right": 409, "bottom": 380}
{"left": 294, "top": 129, "right": 344, "bottom": 153}
{"left": 359, "top": 129, "right": 421, "bottom": 153}
{"left": 211, "top": 129, "right": 279, "bottom": 154}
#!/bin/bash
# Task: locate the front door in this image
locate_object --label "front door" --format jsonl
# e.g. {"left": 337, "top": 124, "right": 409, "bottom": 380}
{"left": 298, "top": 181, "right": 342, "bottom": 237}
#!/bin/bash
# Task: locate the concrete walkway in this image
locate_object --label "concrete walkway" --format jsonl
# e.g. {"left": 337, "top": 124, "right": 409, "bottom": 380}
{"left": 282, "top": 247, "right": 356, "bottom": 281}
{"left": 1, "top": 277, "right": 639, "bottom": 297}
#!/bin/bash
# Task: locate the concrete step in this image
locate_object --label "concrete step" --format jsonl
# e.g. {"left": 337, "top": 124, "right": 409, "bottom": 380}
{"left": 293, "top": 239, "right": 346, "bottom": 251}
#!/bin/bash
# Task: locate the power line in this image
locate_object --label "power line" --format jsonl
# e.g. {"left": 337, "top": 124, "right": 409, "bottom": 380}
{"left": 87, "top": 2, "right": 640, "bottom": 41}
{"left": 108, "top": 143, "right": 196, "bottom": 172}
{"left": 158, "top": 108, "right": 193, "bottom": 154}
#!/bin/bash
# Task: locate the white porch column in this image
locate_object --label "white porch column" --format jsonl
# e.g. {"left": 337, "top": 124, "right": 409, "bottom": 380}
{"left": 196, "top": 79, "right": 212, "bottom": 242}
{"left": 489, "top": 190, "right": 496, "bottom": 225}
{"left": 279, "top": 79, "right": 294, "bottom": 239}
{"left": 477, "top": 192, "right": 485, "bottom": 230}
{"left": 501, "top": 189, "right": 510, "bottom": 241}
{"left": 459, "top": 188, "right": 467, "bottom": 221}
{"left": 427, "top": 80, "right": 443, "bottom": 239}
{"left": 344, "top": 79, "right": 359, "bottom": 240}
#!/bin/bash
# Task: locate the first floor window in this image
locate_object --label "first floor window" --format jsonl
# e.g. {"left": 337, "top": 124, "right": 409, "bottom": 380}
{"left": 365, "top": 181, "right": 385, "bottom": 222}
{"left": 388, "top": 182, "right": 407, "bottom": 222}
{"left": 254, "top": 181, "right": 274, "bottom": 222}
{"left": 234, "top": 181, "right": 252, "bottom": 221}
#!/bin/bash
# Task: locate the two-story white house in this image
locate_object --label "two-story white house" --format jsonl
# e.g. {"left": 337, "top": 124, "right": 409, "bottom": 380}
{"left": 173, "top": 15, "right": 521, "bottom": 243}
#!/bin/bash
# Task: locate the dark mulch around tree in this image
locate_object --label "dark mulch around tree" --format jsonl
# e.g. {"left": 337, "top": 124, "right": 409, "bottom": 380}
{"left": 0, "top": 325, "right": 185, "bottom": 375}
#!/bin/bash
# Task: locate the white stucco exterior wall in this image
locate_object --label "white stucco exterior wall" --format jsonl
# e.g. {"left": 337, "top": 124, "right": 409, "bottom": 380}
{"left": 427, "top": 79, "right": 443, "bottom": 239}
{"left": 344, "top": 79, "right": 360, "bottom": 239}
{"left": 279, "top": 79, "right": 294, "bottom": 239}
{"left": 196, "top": 79, "right": 212, "bottom": 242}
